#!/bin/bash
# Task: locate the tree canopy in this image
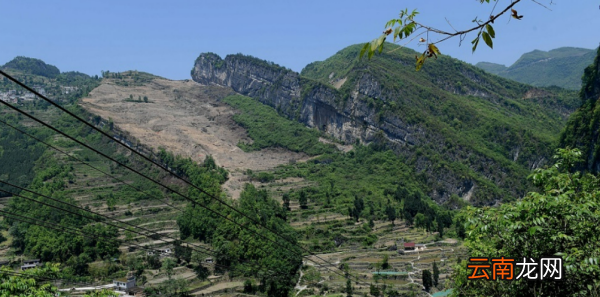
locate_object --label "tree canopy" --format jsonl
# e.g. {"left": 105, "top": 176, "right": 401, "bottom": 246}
{"left": 450, "top": 148, "right": 600, "bottom": 296}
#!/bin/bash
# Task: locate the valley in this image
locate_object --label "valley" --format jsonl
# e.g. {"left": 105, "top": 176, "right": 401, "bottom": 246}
{"left": 0, "top": 44, "right": 598, "bottom": 297}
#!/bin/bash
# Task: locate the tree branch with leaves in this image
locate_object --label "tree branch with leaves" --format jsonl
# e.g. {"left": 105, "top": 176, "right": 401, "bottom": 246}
{"left": 360, "top": 0, "right": 553, "bottom": 70}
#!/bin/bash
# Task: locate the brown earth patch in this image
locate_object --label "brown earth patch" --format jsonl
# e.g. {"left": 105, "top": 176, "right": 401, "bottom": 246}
{"left": 81, "top": 78, "right": 311, "bottom": 198}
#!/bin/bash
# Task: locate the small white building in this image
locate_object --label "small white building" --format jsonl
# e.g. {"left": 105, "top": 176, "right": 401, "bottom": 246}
{"left": 113, "top": 276, "right": 136, "bottom": 291}
{"left": 415, "top": 243, "right": 427, "bottom": 251}
{"left": 21, "top": 259, "right": 41, "bottom": 270}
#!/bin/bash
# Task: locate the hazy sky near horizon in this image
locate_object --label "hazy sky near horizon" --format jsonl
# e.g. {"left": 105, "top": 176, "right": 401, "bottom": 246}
{"left": 1, "top": 0, "right": 599, "bottom": 80}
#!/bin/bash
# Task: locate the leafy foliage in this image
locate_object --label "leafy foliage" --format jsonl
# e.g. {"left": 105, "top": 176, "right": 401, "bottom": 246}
{"left": 422, "top": 269, "right": 432, "bottom": 292}
{"left": 450, "top": 148, "right": 600, "bottom": 296}
{"left": 176, "top": 162, "right": 303, "bottom": 297}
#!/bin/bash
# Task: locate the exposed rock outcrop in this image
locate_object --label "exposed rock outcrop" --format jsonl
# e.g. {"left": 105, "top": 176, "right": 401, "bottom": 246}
{"left": 192, "top": 49, "right": 577, "bottom": 205}
{"left": 561, "top": 48, "right": 600, "bottom": 171}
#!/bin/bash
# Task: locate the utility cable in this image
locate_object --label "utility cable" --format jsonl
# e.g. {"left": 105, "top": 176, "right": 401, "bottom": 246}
{"left": 0, "top": 185, "right": 281, "bottom": 278}
{"left": 0, "top": 72, "right": 369, "bottom": 284}
{"left": 0, "top": 208, "right": 260, "bottom": 275}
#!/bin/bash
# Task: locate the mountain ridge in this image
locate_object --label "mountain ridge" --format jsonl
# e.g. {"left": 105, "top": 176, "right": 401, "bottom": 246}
{"left": 475, "top": 47, "right": 596, "bottom": 90}
{"left": 192, "top": 43, "right": 579, "bottom": 205}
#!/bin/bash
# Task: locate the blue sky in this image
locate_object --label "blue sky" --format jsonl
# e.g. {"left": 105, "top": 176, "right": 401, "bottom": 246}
{"left": 1, "top": 0, "right": 598, "bottom": 80}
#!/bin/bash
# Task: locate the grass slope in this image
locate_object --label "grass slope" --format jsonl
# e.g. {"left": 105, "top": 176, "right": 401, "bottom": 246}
{"left": 475, "top": 47, "right": 597, "bottom": 90}
{"left": 301, "top": 43, "right": 578, "bottom": 204}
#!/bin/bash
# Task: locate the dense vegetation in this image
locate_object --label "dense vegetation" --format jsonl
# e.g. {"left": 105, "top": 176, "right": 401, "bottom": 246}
{"left": 1, "top": 264, "right": 118, "bottom": 296}
{"left": 0, "top": 114, "right": 46, "bottom": 197}
{"left": 223, "top": 94, "right": 335, "bottom": 155}
{"left": 174, "top": 155, "right": 303, "bottom": 296}
{"left": 560, "top": 47, "right": 600, "bottom": 172}
{"left": 475, "top": 47, "right": 597, "bottom": 90}
{"left": 449, "top": 46, "right": 600, "bottom": 297}
{"left": 451, "top": 148, "right": 600, "bottom": 296}
{"left": 301, "top": 43, "right": 578, "bottom": 205}
{"left": 1, "top": 56, "right": 61, "bottom": 79}
{"left": 223, "top": 93, "right": 457, "bottom": 251}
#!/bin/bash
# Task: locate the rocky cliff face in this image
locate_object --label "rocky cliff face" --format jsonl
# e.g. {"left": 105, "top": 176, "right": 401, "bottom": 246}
{"left": 192, "top": 53, "right": 421, "bottom": 147}
{"left": 561, "top": 48, "right": 600, "bottom": 171}
{"left": 192, "top": 48, "right": 577, "bottom": 205}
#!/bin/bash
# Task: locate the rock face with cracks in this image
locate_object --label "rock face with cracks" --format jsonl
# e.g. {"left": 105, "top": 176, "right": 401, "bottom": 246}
{"left": 191, "top": 49, "right": 578, "bottom": 205}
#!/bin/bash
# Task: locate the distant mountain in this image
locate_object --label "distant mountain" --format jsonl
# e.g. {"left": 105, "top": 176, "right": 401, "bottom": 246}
{"left": 475, "top": 47, "right": 596, "bottom": 90}
{"left": 192, "top": 43, "right": 579, "bottom": 205}
{"left": 1, "top": 56, "right": 60, "bottom": 79}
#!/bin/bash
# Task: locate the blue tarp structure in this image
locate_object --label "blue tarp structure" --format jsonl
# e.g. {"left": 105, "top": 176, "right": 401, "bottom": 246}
{"left": 432, "top": 289, "right": 453, "bottom": 297}
{"left": 371, "top": 271, "right": 409, "bottom": 275}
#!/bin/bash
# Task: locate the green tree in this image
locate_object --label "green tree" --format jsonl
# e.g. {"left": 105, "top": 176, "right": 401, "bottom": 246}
{"left": 346, "top": 278, "right": 353, "bottom": 297}
{"left": 143, "top": 96, "right": 148, "bottom": 103}
{"left": 450, "top": 148, "right": 600, "bottom": 296}
{"left": 146, "top": 254, "right": 161, "bottom": 269}
{"left": 302, "top": 266, "right": 321, "bottom": 286}
{"left": 381, "top": 254, "right": 390, "bottom": 270}
{"left": 385, "top": 204, "right": 396, "bottom": 225}
{"left": 422, "top": 269, "right": 433, "bottom": 292}
{"left": 174, "top": 240, "right": 192, "bottom": 263}
{"left": 432, "top": 261, "right": 439, "bottom": 287}
{"left": 299, "top": 190, "right": 308, "bottom": 209}
{"left": 436, "top": 219, "right": 444, "bottom": 238}
{"left": 0, "top": 265, "right": 60, "bottom": 297}
{"left": 193, "top": 264, "right": 210, "bottom": 281}
{"left": 352, "top": 196, "right": 365, "bottom": 222}
{"left": 369, "top": 283, "right": 380, "bottom": 297}
{"left": 106, "top": 196, "right": 117, "bottom": 211}
{"left": 161, "top": 257, "right": 177, "bottom": 280}
{"left": 414, "top": 213, "right": 426, "bottom": 230}
{"left": 244, "top": 279, "right": 254, "bottom": 293}
{"left": 282, "top": 193, "right": 291, "bottom": 211}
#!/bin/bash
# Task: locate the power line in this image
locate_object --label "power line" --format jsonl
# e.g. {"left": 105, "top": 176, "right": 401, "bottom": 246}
{"left": 0, "top": 98, "right": 308, "bottom": 275}
{"left": 0, "top": 116, "right": 304, "bottom": 279}
{"left": 0, "top": 116, "right": 315, "bottom": 286}
{"left": 0, "top": 184, "right": 282, "bottom": 278}
{"left": 0, "top": 117, "right": 298, "bottom": 265}
{"left": 0, "top": 209, "right": 283, "bottom": 286}
{"left": 0, "top": 184, "right": 189, "bottom": 252}
{"left": 0, "top": 71, "right": 369, "bottom": 285}
{"left": 0, "top": 118, "right": 184, "bottom": 213}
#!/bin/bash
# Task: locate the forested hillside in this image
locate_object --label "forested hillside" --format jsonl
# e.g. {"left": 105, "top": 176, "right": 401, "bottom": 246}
{"left": 449, "top": 47, "right": 600, "bottom": 297}
{"left": 475, "top": 47, "right": 596, "bottom": 90}
{"left": 193, "top": 43, "right": 579, "bottom": 205}
{"left": 560, "top": 47, "right": 600, "bottom": 171}
{"left": 0, "top": 43, "right": 594, "bottom": 296}
{"left": 1, "top": 56, "right": 61, "bottom": 79}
